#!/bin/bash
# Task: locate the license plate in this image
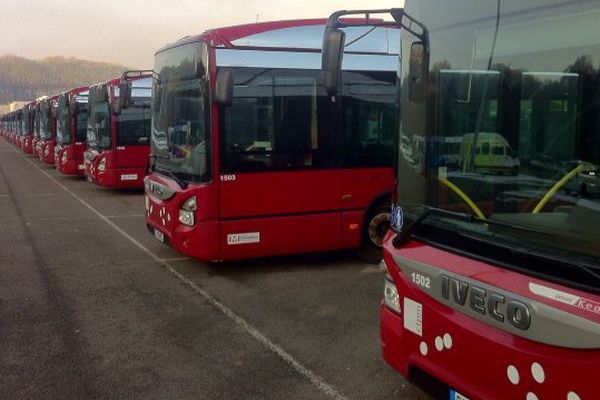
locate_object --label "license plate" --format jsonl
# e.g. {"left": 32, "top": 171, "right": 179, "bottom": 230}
{"left": 450, "top": 390, "right": 470, "bottom": 400}
{"left": 153, "top": 228, "right": 165, "bottom": 243}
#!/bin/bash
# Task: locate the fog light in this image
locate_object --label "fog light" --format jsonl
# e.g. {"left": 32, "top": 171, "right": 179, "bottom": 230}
{"left": 97, "top": 157, "right": 106, "bottom": 172}
{"left": 384, "top": 279, "right": 401, "bottom": 314}
{"left": 179, "top": 196, "right": 197, "bottom": 226}
{"left": 179, "top": 209, "right": 194, "bottom": 226}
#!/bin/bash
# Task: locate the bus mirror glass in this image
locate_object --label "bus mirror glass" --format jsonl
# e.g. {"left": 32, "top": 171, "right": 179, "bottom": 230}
{"left": 112, "top": 98, "right": 122, "bottom": 115}
{"left": 69, "top": 101, "right": 77, "bottom": 116}
{"left": 409, "top": 42, "right": 426, "bottom": 103}
{"left": 322, "top": 28, "right": 346, "bottom": 97}
{"left": 216, "top": 68, "right": 234, "bottom": 106}
{"left": 117, "top": 81, "right": 130, "bottom": 114}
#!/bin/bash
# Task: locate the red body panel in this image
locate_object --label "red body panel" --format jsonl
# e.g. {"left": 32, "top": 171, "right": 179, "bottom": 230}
{"left": 56, "top": 142, "right": 86, "bottom": 176}
{"left": 32, "top": 138, "right": 41, "bottom": 157}
{"left": 146, "top": 176, "right": 221, "bottom": 261}
{"left": 380, "top": 235, "right": 600, "bottom": 400}
{"left": 147, "top": 167, "right": 392, "bottom": 261}
{"left": 22, "top": 136, "right": 33, "bottom": 154}
{"left": 38, "top": 139, "right": 56, "bottom": 165}
{"left": 84, "top": 148, "right": 148, "bottom": 189}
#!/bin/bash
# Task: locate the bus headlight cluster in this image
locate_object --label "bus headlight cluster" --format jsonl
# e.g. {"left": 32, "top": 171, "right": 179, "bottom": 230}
{"left": 179, "top": 196, "right": 197, "bottom": 226}
{"left": 381, "top": 260, "right": 401, "bottom": 314}
{"left": 44, "top": 146, "right": 50, "bottom": 156}
{"left": 384, "top": 279, "right": 401, "bottom": 314}
{"left": 97, "top": 157, "right": 106, "bottom": 172}
{"left": 61, "top": 151, "right": 68, "bottom": 163}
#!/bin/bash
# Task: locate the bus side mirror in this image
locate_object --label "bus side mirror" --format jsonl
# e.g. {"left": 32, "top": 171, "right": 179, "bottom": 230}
{"left": 322, "top": 28, "right": 346, "bottom": 97}
{"left": 68, "top": 101, "right": 77, "bottom": 116}
{"left": 409, "top": 42, "right": 427, "bottom": 103}
{"left": 116, "top": 81, "right": 131, "bottom": 114}
{"left": 216, "top": 68, "right": 234, "bottom": 106}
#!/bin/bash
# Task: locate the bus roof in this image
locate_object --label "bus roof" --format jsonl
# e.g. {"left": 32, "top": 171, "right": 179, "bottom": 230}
{"left": 157, "top": 18, "right": 399, "bottom": 55}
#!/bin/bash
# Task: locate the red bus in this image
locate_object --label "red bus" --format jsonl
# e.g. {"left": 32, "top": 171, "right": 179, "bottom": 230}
{"left": 55, "top": 87, "right": 89, "bottom": 176}
{"left": 144, "top": 19, "right": 398, "bottom": 262}
{"left": 37, "top": 95, "right": 60, "bottom": 165}
{"left": 22, "top": 102, "right": 36, "bottom": 154}
{"left": 84, "top": 71, "right": 152, "bottom": 188}
{"left": 325, "top": 2, "right": 600, "bottom": 400}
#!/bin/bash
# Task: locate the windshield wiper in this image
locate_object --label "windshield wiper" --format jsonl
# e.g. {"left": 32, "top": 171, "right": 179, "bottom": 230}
{"left": 392, "top": 205, "right": 552, "bottom": 247}
{"left": 148, "top": 154, "right": 188, "bottom": 190}
{"left": 148, "top": 153, "right": 168, "bottom": 173}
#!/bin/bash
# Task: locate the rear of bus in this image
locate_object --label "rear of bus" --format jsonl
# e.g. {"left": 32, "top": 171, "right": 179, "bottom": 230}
{"left": 381, "top": 1, "right": 600, "bottom": 399}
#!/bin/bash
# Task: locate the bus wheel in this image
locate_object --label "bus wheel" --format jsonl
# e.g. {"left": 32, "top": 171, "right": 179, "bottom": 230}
{"left": 358, "top": 205, "right": 391, "bottom": 263}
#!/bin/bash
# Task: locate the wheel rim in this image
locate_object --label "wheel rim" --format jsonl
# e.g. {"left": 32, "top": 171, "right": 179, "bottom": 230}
{"left": 368, "top": 211, "right": 391, "bottom": 248}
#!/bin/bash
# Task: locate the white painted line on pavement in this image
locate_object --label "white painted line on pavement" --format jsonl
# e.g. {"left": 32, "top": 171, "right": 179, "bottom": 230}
{"left": 105, "top": 214, "right": 146, "bottom": 219}
{"left": 9, "top": 144, "right": 347, "bottom": 400}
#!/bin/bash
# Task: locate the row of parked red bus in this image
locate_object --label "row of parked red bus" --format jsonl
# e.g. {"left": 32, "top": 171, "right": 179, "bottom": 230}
{"left": 1, "top": 74, "right": 153, "bottom": 189}
{"left": 2, "top": 2, "right": 599, "bottom": 399}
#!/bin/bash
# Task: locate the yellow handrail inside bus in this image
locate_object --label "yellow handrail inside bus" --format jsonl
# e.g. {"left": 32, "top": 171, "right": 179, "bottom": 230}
{"left": 532, "top": 163, "right": 585, "bottom": 214}
{"left": 438, "top": 177, "right": 486, "bottom": 219}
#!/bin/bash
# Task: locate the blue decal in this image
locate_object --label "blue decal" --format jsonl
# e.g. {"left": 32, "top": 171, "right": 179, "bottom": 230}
{"left": 391, "top": 205, "right": 404, "bottom": 230}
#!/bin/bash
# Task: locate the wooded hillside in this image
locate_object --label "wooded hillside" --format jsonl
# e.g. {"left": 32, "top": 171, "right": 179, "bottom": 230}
{"left": 0, "top": 55, "right": 129, "bottom": 103}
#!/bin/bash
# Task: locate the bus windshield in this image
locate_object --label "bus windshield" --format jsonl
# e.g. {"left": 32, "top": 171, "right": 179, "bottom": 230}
{"left": 34, "top": 108, "right": 41, "bottom": 138}
{"left": 399, "top": 0, "right": 600, "bottom": 287}
{"left": 40, "top": 104, "right": 51, "bottom": 140}
{"left": 151, "top": 42, "right": 210, "bottom": 183}
{"left": 87, "top": 101, "right": 111, "bottom": 151}
{"left": 76, "top": 105, "right": 88, "bottom": 143}
{"left": 56, "top": 100, "right": 70, "bottom": 145}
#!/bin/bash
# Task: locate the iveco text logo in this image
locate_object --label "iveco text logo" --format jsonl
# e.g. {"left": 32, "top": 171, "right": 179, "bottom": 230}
{"left": 441, "top": 275, "right": 531, "bottom": 330}
{"left": 147, "top": 181, "right": 165, "bottom": 197}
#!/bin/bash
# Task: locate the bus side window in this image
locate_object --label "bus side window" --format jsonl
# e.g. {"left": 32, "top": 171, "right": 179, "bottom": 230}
{"left": 221, "top": 68, "right": 332, "bottom": 173}
{"left": 341, "top": 70, "right": 396, "bottom": 168}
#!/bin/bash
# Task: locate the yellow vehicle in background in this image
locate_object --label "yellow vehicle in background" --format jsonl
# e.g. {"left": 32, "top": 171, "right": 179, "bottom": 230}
{"left": 460, "top": 132, "right": 520, "bottom": 175}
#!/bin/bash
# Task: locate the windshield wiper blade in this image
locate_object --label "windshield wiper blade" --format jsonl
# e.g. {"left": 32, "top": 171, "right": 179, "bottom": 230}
{"left": 161, "top": 168, "right": 188, "bottom": 190}
{"left": 393, "top": 206, "right": 474, "bottom": 247}
{"left": 393, "top": 205, "right": 552, "bottom": 247}
{"left": 148, "top": 154, "right": 188, "bottom": 190}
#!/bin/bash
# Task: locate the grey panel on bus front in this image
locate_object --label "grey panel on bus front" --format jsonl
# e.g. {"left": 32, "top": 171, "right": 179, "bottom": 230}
{"left": 216, "top": 49, "right": 398, "bottom": 72}
{"left": 230, "top": 25, "right": 400, "bottom": 55}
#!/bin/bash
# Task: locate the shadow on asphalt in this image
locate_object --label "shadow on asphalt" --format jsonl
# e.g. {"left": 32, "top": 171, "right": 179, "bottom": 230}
{"left": 204, "top": 249, "right": 375, "bottom": 279}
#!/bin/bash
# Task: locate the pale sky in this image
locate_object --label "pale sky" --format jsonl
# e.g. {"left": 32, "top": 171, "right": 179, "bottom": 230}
{"left": 1, "top": 0, "right": 402, "bottom": 68}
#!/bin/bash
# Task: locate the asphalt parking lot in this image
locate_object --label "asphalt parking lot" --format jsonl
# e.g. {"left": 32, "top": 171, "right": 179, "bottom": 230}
{"left": 0, "top": 138, "right": 433, "bottom": 399}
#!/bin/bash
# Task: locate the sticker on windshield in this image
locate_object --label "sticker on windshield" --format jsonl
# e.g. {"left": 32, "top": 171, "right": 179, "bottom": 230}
{"left": 227, "top": 232, "right": 260, "bottom": 245}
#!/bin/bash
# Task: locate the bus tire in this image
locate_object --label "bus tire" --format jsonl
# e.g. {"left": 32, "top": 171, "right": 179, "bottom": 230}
{"left": 358, "top": 204, "right": 391, "bottom": 264}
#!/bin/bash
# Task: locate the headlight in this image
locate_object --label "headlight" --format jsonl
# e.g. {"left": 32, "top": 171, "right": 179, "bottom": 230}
{"left": 145, "top": 196, "right": 150, "bottom": 212}
{"left": 61, "top": 151, "right": 68, "bottom": 163}
{"left": 179, "top": 196, "right": 197, "bottom": 226}
{"left": 97, "top": 157, "right": 106, "bottom": 172}
{"left": 384, "top": 278, "right": 401, "bottom": 314}
{"left": 44, "top": 146, "right": 50, "bottom": 156}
